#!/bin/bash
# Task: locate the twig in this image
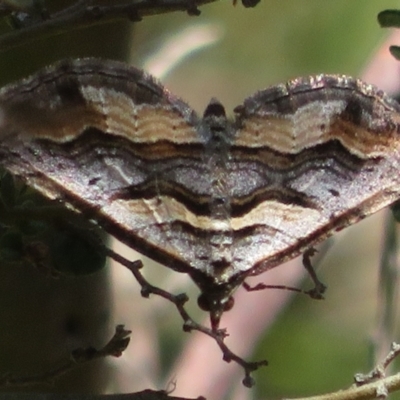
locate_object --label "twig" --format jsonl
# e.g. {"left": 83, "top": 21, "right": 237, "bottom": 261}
{"left": 284, "top": 371, "right": 400, "bottom": 400}
{"left": 106, "top": 248, "right": 268, "bottom": 388}
{"left": 0, "top": 324, "right": 131, "bottom": 387}
{"left": 354, "top": 342, "right": 400, "bottom": 385}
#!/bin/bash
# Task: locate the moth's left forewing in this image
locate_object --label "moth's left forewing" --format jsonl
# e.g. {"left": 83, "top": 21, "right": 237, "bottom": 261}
{"left": 0, "top": 59, "right": 208, "bottom": 273}
{"left": 232, "top": 75, "right": 400, "bottom": 274}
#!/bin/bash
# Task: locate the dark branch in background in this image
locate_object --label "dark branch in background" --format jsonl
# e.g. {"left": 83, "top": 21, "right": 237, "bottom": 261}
{"left": 0, "top": 325, "right": 130, "bottom": 388}
{"left": 0, "top": 0, "right": 259, "bottom": 52}
{"left": 106, "top": 249, "right": 268, "bottom": 388}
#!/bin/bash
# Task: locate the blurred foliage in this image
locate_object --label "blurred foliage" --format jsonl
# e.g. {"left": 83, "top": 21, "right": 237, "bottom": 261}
{"left": 130, "top": 1, "right": 399, "bottom": 112}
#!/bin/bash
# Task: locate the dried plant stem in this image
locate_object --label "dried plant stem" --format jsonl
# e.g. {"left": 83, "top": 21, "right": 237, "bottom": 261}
{"left": 284, "top": 371, "right": 400, "bottom": 400}
{"left": 105, "top": 248, "right": 268, "bottom": 388}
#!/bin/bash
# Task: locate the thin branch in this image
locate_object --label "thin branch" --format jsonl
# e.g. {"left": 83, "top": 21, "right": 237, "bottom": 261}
{"left": 0, "top": 0, "right": 220, "bottom": 52}
{"left": 106, "top": 248, "right": 268, "bottom": 388}
{"left": 284, "top": 372, "right": 400, "bottom": 400}
{"left": 0, "top": 325, "right": 131, "bottom": 388}
{"left": 354, "top": 342, "right": 400, "bottom": 385}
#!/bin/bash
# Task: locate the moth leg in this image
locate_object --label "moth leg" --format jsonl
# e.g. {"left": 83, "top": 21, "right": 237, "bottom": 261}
{"left": 243, "top": 247, "right": 327, "bottom": 299}
{"left": 302, "top": 248, "right": 327, "bottom": 299}
{"left": 243, "top": 281, "right": 305, "bottom": 294}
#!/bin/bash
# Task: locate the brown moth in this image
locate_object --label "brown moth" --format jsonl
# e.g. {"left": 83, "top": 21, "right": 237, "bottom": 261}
{"left": 0, "top": 58, "right": 400, "bottom": 329}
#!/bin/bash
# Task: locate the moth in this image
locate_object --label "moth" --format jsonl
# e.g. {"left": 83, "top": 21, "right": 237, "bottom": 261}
{"left": 0, "top": 58, "right": 400, "bottom": 329}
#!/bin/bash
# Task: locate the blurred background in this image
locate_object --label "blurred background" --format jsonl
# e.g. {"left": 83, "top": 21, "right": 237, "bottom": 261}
{"left": 1, "top": 1, "right": 400, "bottom": 399}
